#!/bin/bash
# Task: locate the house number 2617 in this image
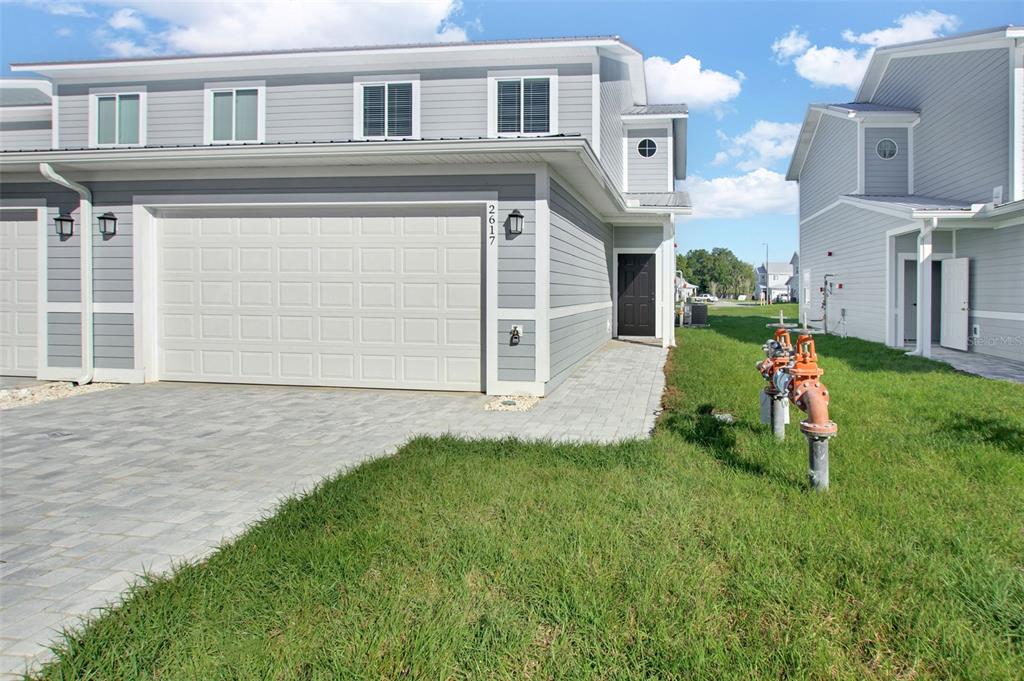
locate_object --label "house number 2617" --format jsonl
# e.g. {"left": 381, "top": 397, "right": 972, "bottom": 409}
{"left": 487, "top": 203, "right": 497, "bottom": 245}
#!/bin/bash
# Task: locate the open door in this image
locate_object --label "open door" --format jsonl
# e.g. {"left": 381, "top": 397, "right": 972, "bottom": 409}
{"left": 940, "top": 257, "right": 969, "bottom": 351}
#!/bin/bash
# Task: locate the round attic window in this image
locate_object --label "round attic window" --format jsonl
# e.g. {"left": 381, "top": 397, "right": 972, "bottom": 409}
{"left": 876, "top": 138, "right": 898, "bottom": 160}
{"left": 638, "top": 138, "right": 657, "bottom": 158}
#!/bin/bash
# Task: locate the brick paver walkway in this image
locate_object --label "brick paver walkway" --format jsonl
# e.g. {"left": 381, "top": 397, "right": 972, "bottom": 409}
{"left": 0, "top": 340, "right": 666, "bottom": 676}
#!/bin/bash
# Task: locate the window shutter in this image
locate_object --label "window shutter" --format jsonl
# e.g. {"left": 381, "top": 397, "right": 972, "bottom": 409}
{"left": 497, "top": 80, "right": 521, "bottom": 133}
{"left": 387, "top": 83, "right": 413, "bottom": 137}
{"left": 117, "top": 94, "right": 140, "bottom": 144}
{"left": 97, "top": 96, "right": 117, "bottom": 144}
{"left": 212, "top": 91, "right": 234, "bottom": 141}
{"left": 522, "top": 78, "right": 550, "bottom": 133}
{"left": 363, "top": 85, "right": 386, "bottom": 137}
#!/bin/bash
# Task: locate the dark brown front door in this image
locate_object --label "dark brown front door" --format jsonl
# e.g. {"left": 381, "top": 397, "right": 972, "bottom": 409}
{"left": 617, "top": 253, "right": 655, "bottom": 336}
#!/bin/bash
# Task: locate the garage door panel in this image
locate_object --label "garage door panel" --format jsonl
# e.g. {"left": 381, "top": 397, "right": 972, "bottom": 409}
{"left": 0, "top": 216, "right": 38, "bottom": 376}
{"left": 158, "top": 207, "right": 482, "bottom": 390}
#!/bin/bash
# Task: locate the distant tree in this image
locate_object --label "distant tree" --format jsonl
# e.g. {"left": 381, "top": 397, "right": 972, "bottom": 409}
{"left": 676, "top": 248, "right": 756, "bottom": 297}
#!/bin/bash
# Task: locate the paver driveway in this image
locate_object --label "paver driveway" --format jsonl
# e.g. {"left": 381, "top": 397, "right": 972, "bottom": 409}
{"left": 0, "top": 339, "right": 666, "bottom": 676}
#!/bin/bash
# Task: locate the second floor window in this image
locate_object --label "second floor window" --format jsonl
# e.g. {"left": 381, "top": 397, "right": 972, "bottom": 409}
{"left": 497, "top": 77, "right": 551, "bottom": 134}
{"left": 212, "top": 88, "right": 259, "bottom": 142}
{"left": 91, "top": 91, "right": 144, "bottom": 147}
{"left": 361, "top": 82, "right": 414, "bottom": 138}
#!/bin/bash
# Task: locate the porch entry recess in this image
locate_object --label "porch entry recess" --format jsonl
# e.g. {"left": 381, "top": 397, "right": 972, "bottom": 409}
{"left": 617, "top": 253, "right": 655, "bottom": 336}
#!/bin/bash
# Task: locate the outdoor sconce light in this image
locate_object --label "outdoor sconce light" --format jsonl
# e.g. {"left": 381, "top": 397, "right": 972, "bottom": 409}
{"left": 98, "top": 212, "right": 118, "bottom": 237}
{"left": 507, "top": 208, "right": 524, "bottom": 235}
{"left": 54, "top": 214, "right": 74, "bottom": 238}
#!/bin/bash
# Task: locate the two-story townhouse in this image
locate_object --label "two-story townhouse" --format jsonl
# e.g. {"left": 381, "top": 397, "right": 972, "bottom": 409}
{"left": 0, "top": 36, "right": 690, "bottom": 396}
{"left": 755, "top": 260, "right": 793, "bottom": 302}
{"left": 788, "top": 26, "right": 1023, "bottom": 363}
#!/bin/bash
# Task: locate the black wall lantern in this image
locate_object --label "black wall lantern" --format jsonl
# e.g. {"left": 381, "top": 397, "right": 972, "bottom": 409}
{"left": 507, "top": 208, "right": 524, "bottom": 235}
{"left": 54, "top": 214, "right": 74, "bottom": 238}
{"left": 98, "top": 211, "right": 118, "bottom": 237}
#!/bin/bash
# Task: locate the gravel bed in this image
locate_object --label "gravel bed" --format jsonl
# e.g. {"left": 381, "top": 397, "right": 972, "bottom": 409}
{"left": 0, "top": 381, "right": 120, "bottom": 410}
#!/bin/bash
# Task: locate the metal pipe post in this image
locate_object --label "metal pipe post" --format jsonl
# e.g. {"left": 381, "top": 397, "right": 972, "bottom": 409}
{"left": 807, "top": 435, "right": 829, "bottom": 491}
{"left": 771, "top": 396, "right": 786, "bottom": 440}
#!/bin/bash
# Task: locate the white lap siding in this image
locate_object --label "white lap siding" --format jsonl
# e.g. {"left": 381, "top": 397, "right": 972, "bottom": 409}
{"left": 799, "top": 203, "right": 913, "bottom": 343}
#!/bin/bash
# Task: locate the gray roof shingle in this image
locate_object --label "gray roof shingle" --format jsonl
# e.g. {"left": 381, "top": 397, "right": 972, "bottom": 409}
{"left": 0, "top": 87, "right": 50, "bottom": 107}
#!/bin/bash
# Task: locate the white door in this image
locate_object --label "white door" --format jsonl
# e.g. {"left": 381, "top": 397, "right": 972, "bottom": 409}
{"left": 940, "top": 257, "right": 969, "bottom": 351}
{"left": 0, "top": 210, "right": 38, "bottom": 376}
{"left": 157, "top": 206, "right": 482, "bottom": 391}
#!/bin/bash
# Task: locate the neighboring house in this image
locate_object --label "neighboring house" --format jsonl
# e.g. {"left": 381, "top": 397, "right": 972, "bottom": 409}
{"left": 0, "top": 37, "right": 690, "bottom": 397}
{"left": 676, "top": 275, "right": 697, "bottom": 301}
{"left": 786, "top": 251, "right": 800, "bottom": 302}
{"left": 787, "top": 26, "right": 1024, "bottom": 362}
{"left": 755, "top": 261, "right": 793, "bottom": 301}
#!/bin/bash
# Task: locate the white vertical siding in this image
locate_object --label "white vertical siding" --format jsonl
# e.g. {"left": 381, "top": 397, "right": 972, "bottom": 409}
{"left": 873, "top": 48, "right": 1010, "bottom": 203}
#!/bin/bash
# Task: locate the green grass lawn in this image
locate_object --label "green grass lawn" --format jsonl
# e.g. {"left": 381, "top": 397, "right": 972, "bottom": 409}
{"left": 37, "top": 305, "right": 1023, "bottom": 680}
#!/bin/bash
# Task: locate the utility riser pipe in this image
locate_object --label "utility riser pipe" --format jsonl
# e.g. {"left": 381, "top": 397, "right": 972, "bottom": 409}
{"left": 808, "top": 436, "right": 829, "bottom": 491}
{"left": 771, "top": 394, "right": 786, "bottom": 441}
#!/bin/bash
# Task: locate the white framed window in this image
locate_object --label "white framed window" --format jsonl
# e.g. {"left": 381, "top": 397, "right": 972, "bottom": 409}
{"left": 88, "top": 87, "right": 146, "bottom": 147}
{"left": 876, "top": 138, "right": 899, "bottom": 160}
{"left": 487, "top": 70, "right": 558, "bottom": 137}
{"left": 353, "top": 75, "right": 420, "bottom": 140}
{"left": 203, "top": 81, "right": 265, "bottom": 144}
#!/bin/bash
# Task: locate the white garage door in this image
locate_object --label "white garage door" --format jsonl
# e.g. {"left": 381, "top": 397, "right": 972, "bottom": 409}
{"left": 157, "top": 206, "right": 483, "bottom": 391}
{"left": 0, "top": 210, "right": 38, "bottom": 376}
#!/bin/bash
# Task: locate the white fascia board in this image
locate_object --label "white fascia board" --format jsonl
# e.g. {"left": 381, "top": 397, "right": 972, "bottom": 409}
{"left": 13, "top": 41, "right": 621, "bottom": 83}
{"left": 786, "top": 107, "right": 822, "bottom": 182}
{"left": 620, "top": 112, "right": 688, "bottom": 121}
{"left": 0, "top": 78, "right": 52, "bottom": 96}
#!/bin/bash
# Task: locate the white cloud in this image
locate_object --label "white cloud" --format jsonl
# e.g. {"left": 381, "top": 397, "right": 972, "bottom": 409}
{"left": 55, "top": 26, "right": 74, "bottom": 37}
{"left": 85, "top": 0, "right": 470, "bottom": 55}
{"left": 108, "top": 7, "right": 144, "bottom": 32}
{"left": 686, "top": 169, "right": 797, "bottom": 219}
{"left": 25, "top": 0, "right": 94, "bottom": 17}
{"left": 715, "top": 120, "right": 801, "bottom": 171}
{"left": 842, "top": 10, "right": 960, "bottom": 47}
{"left": 793, "top": 46, "right": 872, "bottom": 90}
{"left": 773, "top": 10, "right": 959, "bottom": 89}
{"left": 771, "top": 28, "right": 809, "bottom": 63}
{"left": 644, "top": 55, "right": 743, "bottom": 109}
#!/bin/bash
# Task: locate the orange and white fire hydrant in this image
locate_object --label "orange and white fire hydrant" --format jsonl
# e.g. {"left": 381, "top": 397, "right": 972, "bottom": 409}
{"left": 756, "top": 328, "right": 793, "bottom": 440}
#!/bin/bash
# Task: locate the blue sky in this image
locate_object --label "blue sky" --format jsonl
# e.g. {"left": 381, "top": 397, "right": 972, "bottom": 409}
{"left": 2, "top": 0, "right": 1021, "bottom": 265}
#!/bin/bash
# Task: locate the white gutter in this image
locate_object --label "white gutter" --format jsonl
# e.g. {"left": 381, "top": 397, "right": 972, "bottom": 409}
{"left": 39, "top": 162, "right": 93, "bottom": 385}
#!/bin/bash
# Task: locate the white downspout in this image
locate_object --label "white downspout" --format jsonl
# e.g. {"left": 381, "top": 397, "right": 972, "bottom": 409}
{"left": 39, "top": 162, "right": 94, "bottom": 385}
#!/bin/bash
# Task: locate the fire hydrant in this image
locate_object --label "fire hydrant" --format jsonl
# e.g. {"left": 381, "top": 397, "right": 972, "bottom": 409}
{"left": 756, "top": 328, "right": 793, "bottom": 440}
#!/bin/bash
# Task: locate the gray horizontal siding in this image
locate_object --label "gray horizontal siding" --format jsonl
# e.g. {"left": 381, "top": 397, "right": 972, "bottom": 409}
{"left": 94, "top": 312, "right": 134, "bottom": 369}
{"left": 55, "top": 63, "right": 594, "bottom": 148}
{"left": 799, "top": 202, "right": 912, "bottom": 344}
{"left": 799, "top": 114, "right": 858, "bottom": 219}
{"left": 549, "top": 180, "right": 612, "bottom": 308}
{"left": 864, "top": 127, "right": 908, "bottom": 195}
{"left": 872, "top": 48, "right": 1010, "bottom": 203}
{"left": 600, "top": 57, "right": 631, "bottom": 190}
{"left": 48, "top": 311, "right": 81, "bottom": 367}
{"left": 957, "top": 224, "right": 1024, "bottom": 316}
{"left": 614, "top": 225, "right": 663, "bottom": 249}
{"left": 548, "top": 307, "right": 611, "bottom": 391}
{"left": 497, "top": 318, "right": 535, "bottom": 382}
{"left": 626, "top": 126, "right": 669, "bottom": 192}
{"left": 0, "top": 120, "right": 51, "bottom": 151}
{"left": 1, "top": 173, "right": 535, "bottom": 310}
{"left": 967, "top": 315, "right": 1023, "bottom": 363}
